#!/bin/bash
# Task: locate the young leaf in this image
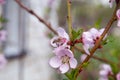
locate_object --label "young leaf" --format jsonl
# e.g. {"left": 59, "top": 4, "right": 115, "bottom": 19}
{"left": 72, "top": 28, "right": 83, "bottom": 41}
{"left": 94, "top": 18, "right": 102, "bottom": 29}
{"left": 82, "top": 62, "right": 89, "bottom": 68}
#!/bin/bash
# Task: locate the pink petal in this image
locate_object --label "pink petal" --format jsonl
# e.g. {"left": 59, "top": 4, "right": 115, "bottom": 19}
{"left": 53, "top": 46, "right": 66, "bottom": 57}
{"left": 50, "top": 36, "right": 59, "bottom": 47}
{"left": 64, "top": 49, "right": 73, "bottom": 58}
{"left": 89, "top": 28, "right": 100, "bottom": 39}
{"left": 49, "top": 56, "right": 61, "bottom": 68}
{"left": 109, "top": 0, "right": 115, "bottom": 8}
{"left": 83, "top": 44, "right": 91, "bottom": 55}
{"left": 82, "top": 31, "right": 94, "bottom": 44}
{"left": 55, "top": 48, "right": 73, "bottom": 58}
{"left": 116, "top": 72, "right": 120, "bottom": 80}
{"left": 99, "top": 70, "right": 108, "bottom": 77}
{"left": 80, "top": 54, "right": 87, "bottom": 62}
{"left": 69, "top": 58, "right": 77, "bottom": 68}
{"left": 117, "top": 20, "right": 120, "bottom": 27}
{"left": 59, "top": 63, "right": 69, "bottom": 74}
{"left": 101, "top": 64, "right": 112, "bottom": 72}
{"left": 116, "top": 9, "right": 120, "bottom": 19}
{"left": 109, "top": 2, "right": 113, "bottom": 8}
{"left": 82, "top": 31, "right": 92, "bottom": 39}
{"left": 89, "top": 28, "right": 98, "bottom": 35}
{"left": 57, "top": 27, "right": 69, "bottom": 40}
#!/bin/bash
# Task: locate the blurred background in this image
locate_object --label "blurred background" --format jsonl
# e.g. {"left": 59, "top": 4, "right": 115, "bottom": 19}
{"left": 0, "top": 0, "right": 120, "bottom": 80}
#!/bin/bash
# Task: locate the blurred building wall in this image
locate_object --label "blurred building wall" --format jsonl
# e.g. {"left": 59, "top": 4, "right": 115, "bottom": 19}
{"left": 0, "top": 0, "right": 59, "bottom": 80}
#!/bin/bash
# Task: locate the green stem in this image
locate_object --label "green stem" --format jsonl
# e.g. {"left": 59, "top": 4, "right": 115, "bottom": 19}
{"left": 67, "top": 0, "right": 72, "bottom": 40}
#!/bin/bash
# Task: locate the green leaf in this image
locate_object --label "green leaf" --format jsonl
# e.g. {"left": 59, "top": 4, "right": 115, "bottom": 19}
{"left": 94, "top": 18, "right": 102, "bottom": 29}
{"left": 102, "top": 36, "right": 114, "bottom": 45}
{"left": 65, "top": 73, "right": 72, "bottom": 80}
{"left": 82, "top": 62, "right": 89, "bottom": 68}
{"left": 63, "top": 79, "right": 68, "bottom": 80}
{"left": 110, "top": 64, "right": 119, "bottom": 74}
{"left": 72, "top": 28, "right": 83, "bottom": 41}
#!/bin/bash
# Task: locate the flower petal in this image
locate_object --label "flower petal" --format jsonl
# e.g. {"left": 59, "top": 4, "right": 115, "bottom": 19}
{"left": 49, "top": 56, "right": 61, "bottom": 68}
{"left": 82, "top": 31, "right": 92, "bottom": 39}
{"left": 57, "top": 27, "right": 69, "bottom": 40}
{"left": 53, "top": 46, "right": 66, "bottom": 57}
{"left": 83, "top": 44, "right": 91, "bottom": 55}
{"left": 99, "top": 70, "right": 108, "bottom": 77}
{"left": 116, "top": 72, "right": 120, "bottom": 80}
{"left": 100, "top": 64, "right": 112, "bottom": 72}
{"left": 116, "top": 9, "right": 120, "bottom": 19}
{"left": 69, "top": 58, "right": 77, "bottom": 68}
{"left": 117, "top": 20, "right": 120, "bottom": 27}
{"left": 80, "top": 54, "right": 87, "bottom": 62}
{"left": 59, "top": 63, "right": 69, "bottom": 74}
{"left": 50, "top": 36, "right": 59, "bottom": 47}
{"left": 109, "top": 0, "right": 115, "bottom": 8}
{"left": 64, "top": 49, "right": 74, "bottom": 58}
{"left": 89, "top": 28, "right": 100, "bottom": 39}
{"left": 89, "top": 28, "right": 98, "bottom": 34}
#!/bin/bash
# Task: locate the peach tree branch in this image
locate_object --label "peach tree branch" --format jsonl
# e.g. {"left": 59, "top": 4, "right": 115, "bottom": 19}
{"left": 15, "top": 0, "right": 57, "bottom": 35}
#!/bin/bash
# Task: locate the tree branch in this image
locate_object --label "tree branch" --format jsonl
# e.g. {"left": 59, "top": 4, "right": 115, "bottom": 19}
{"left": 75, "top": 2, "right": 120, "bottom": 79}
{"left": 74, "top": 46, "right": 114, "bottom": 64}
{"left": 15, "top": 0, "right": 57, "bottom": 35}
{"left": 67, "top": 0, "right": 72, "bottom": 39}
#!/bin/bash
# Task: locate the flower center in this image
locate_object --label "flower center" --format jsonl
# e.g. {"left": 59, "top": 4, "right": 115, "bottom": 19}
{"left": 61, "top": 55, "right": 70, "bottom": 64}
{"left": 53, "top": 37, "right": 67, "bottom": 47}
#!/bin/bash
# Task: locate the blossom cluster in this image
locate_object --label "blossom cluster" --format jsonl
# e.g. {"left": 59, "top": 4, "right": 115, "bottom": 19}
{"left": 49, "top": 0, "right": 120, "bottom": 78}
{"left": 99, "top": 64, "right": 120, "bottom": 80}
{"left": 49, "top": 27, "right": 77, "bottom": 74}
{"left": 82, "top": 28, "right": 105, "bottom": 55}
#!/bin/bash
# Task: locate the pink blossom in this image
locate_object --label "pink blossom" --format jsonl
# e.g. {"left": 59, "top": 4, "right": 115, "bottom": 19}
{"left": 0, "top": 54, "right": 7, "bottom": 69}
{"left": 0, "top": 0, "right": 5, "bottom": 4}
{"left": 82, "top": 31, "right": 94, "bottom": 55}
{"left": 99, "top": 64, "right": 112, "bottom": 80}
{"left": 49, "top": 47, "right": 77, "bottom": 74}
{"left": 116, "top": 9, "right": 120, "bottom": 27}
{"left": 82, "top": 28, "right": 105, "bottom": 55}
{"left": 0, "top": 30, "right": 7, "bottom": 42}
{"left": 116, "top": 72, "right": 120, "bottom": 80}
{"left": 109, "top": 0, "right": 115, "bottom": 8}
{"left": 50, "top": 27, "right": 69, "bottom": 48}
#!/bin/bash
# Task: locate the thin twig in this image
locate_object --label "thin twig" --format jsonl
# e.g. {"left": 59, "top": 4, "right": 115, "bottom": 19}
{"left": 67, "top": 0, "right": 72, "bottom": 39}
{"left": 15, "top": 0, "right": 57, "bottom": 35}
{"left": 74, "top": 46, "right": 114, "bottom": 64}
